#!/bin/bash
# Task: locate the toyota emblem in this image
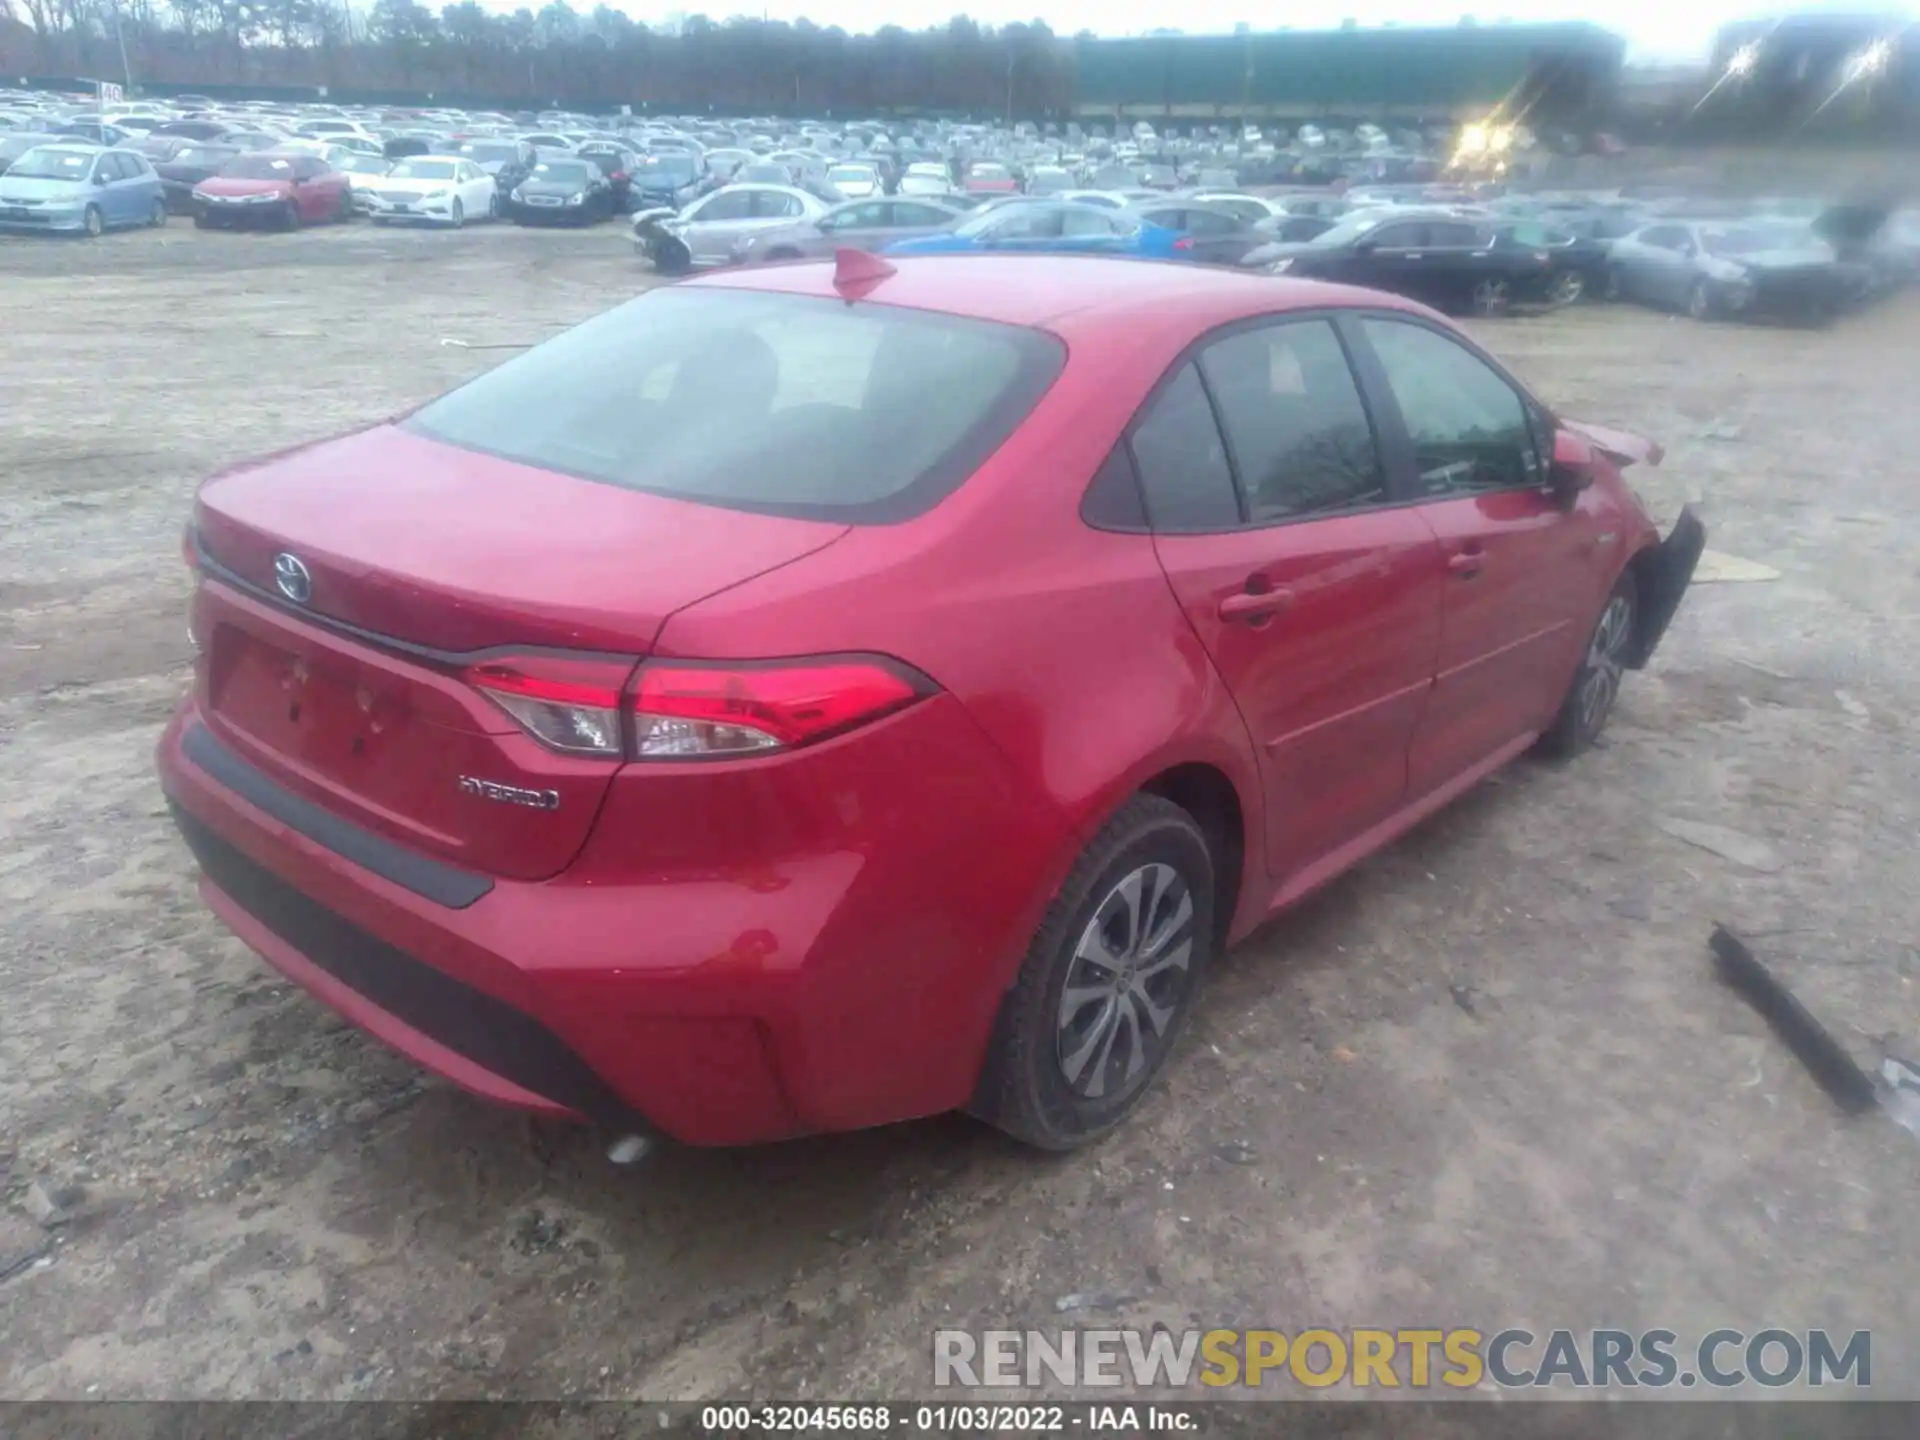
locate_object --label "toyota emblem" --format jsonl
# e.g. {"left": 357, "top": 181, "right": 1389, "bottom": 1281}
{"left": 273, "top": 552, "right": 313, "bottom": 605}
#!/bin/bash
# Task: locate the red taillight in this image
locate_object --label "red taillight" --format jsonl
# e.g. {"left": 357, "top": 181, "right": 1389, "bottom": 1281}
{"left": 465, "top": 653, "right": 638, "bottom": 757}
{"left": 629, "top": 657, "right": 929, "bottom": 760}
{"left": 1173, "top": 236, "right": 1194, "bottom": 251}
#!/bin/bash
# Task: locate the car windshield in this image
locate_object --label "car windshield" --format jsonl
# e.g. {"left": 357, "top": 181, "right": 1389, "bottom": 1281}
{"left": 389, "top": 159, "right": 457, "bottom": 180}
{"left": 333, "top": 153, "right": 388, "bottom": 174}
{"left": 530, "top": 160, "right": 590, "bottom": 184}
{"left": 952, "top": 202, "right": 1040, "bottom": 237}
{"left": 829, "top": 165, "right": 875, "bottom": 181}
{"left": 970, "top": 164, "right": 1010, "bottom": 180}
{"left": 172, "top": 146, "right": 235, "bottom": 167}
{"left": 220, "top": 155, "right": 297, "bottom": 180}
{"left": 1304, "top": 212, "right": 1389, "bottom": 246}
{"left": 4, "top": 147, "right": 93, "bottom": 180}
{"left": 0, "top": 135, "right": 56, "bottom": 161}
{"left": 405, "top": 288, "right": 1064, "bottom": 523}
{"left": 455, "top": 142, "right": 518, "bottom": 163}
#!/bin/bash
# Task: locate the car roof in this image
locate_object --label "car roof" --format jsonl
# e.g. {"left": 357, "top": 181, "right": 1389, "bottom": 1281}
{"left": 688, "top": 253, "right": 1433, "bottom": 339}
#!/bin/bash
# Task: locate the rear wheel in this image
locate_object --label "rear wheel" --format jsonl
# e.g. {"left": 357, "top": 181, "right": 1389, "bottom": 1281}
{"left": 149, "top": 198, "right": 168, "bottom": 228}
{"left": 1602, "top": 265, "right": 1625, "bottom": 301}
{"left": 193, "top": 212, "right": 212, "bottom": 230}
{"left": 1549, "top": 269, "right": 1585, "bottom": 306}
{"left": 334, "top": 188, "right": 352, "bottom": 223}
{"left": 488, "top": 191, "right": 500, "bottom": 220}
{"left": 974, "top": 794, "right": 1215, "bottom": 1150}
{"left": 1540, "top": 572, "right": 1638, "bottom": 758}
{"left": 81, "top": 204, "right": 103, "bottom": 238}
{"left": 1469, "top": 277, "right": 1511, "bottom": 316}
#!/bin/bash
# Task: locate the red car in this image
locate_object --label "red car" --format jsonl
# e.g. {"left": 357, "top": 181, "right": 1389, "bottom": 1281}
{"left": 158, "top": 254, "right": 1703, "bottom": 1151}
{"left": 194, "top": 151, "right": 352, "bottom": 230}
{"left": 963, "top": 162, "right": 1021, "bottom": 196}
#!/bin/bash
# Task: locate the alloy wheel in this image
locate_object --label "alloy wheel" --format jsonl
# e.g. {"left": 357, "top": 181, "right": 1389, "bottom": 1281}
{"left": 1578, "top": 594, "right": 1633, "bottom": 735}
{"left": 1551, "top": 271, "right": 1585, "bottom": 305}
{"left": 83, "top": 205, "right": 103, "bottom": 238}
{"left": 1055, "top": 862, "right": 1196, "bottom": 1101}
{"left": 1472, "top": 278, "right": 1510, "bottom": 316}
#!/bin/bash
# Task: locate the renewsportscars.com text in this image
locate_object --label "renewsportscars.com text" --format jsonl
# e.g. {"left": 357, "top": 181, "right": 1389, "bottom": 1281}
{"left": 932, "top": 1327, "right": 1871, "bottom": 1391}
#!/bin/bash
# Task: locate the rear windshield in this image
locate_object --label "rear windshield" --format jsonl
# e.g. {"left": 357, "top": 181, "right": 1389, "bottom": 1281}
{"left": 404, "top": 287, "right": 1064, "bottom": 522}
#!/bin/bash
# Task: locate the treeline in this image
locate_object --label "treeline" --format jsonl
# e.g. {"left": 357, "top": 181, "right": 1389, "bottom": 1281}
{"left": 0, "top": 1, "right": 1080, "bottom": 114}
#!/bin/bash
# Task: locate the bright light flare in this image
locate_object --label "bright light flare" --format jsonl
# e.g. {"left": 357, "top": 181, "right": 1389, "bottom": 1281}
{"left": 1457, "top": 123, "right": 1488, "bottom": 156}
{"left": 1726, "top": 41, "right": 1761, "bottom": 77}
{"left": 1847, "top": 38, "right": 1894, "bottom": 83}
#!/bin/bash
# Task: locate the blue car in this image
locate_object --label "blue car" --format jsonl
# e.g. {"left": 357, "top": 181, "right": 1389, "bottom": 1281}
{"left": 0, "top": 143, "right": 167, "bottom": 236}
{"left": 885, "top": 199, "right": 1191, "bottom": 260}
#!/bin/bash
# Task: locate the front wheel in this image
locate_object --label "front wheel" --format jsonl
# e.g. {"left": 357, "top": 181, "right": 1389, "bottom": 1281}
{"left": 1687, "top": 279, "right": 1714, "bottom": 321}
{"left": 81, "top": 204, "right": 103, "bottom": 238}
{"left": 1549, "top": 269, "right": 1585, "bottom": 306}
{"left": 1540, "top": 572, "right": 1638, "bottom": 758}
{"left": 973, "top": 794, "right": 1216, "bottom": 1150}
{"left": 488, "top": 191, "right": 500, "bottom": 220}
{"left": 282, "top": 201, "right": 301, "bottom": 232}
{"left": 149, "top": 198, "right": 168, "bottom": 228}
{"left": 450, "top": 198, "right": 465, "bottom": 229}
{"left": 1602, "top": 265, "right": 1625, "bottom": 302}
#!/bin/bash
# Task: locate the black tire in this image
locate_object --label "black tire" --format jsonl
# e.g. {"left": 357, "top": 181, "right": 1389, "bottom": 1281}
{"left": 282, "top": 201, "right": 301, "bottom": 233}
{"left": 81, "top": 204, "right": 103, "bottom": 238}
{"left": 335, "top": 189, "right": 352, "bottom": 223}
{"left": 1601, "top": 265, "right": 1623, "bottom": 302}
{"left": 1687, "top": 279, "right": 1713, "bottom": 321}
{"left": 193, "top": 212, "right": 212, "bottom": 230}
{"left": 450, "top": 197, "right": 465, "bottom": 229}
{"left": 1549, "top": 269, "right": 1585, "bottom": 306}
{"left": 974, "top": 794, "right": 1216, "bottom": 1150}
{"left": 1540, "top": 571, "right": 1639, "bottom": 758}
{"left": 149, "top": 198, "right": 168, "bottom": 228}
{"left": 488, "top": 191, "right": 500, "bottom": 220}
{"left": 766, "top": 247, "right": 803, "bottom": 262}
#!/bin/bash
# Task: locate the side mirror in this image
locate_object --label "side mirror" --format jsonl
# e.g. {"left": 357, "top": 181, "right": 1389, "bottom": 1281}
{"left": 1548, "top": 428, "right": 1597, "bottom": 503}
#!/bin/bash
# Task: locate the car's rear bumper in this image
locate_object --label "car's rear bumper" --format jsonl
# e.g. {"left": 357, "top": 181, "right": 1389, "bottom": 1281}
{"left": 1628, "top": 505, "right": 1706, "bottom": 667}
{"left": 157, "top": 692, "right": 1072, "bottom": 1145}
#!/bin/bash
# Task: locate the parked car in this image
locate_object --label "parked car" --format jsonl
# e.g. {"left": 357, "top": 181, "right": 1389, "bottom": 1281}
{"left": 50, "top": 119, "right": 131, "bottom": 147}
{"left": 963, "top": 160, "right": 1020, "bottom": 196}
{"left": 1133, "top": 201, "right": 1269, "bottom": 267}
{"left": 158, "top": 256, "right": 1702, "bottom": 1150}
{"left": 505, "top": 156, "right": 615, "bottom": 225}
{"left": 634, "top": 183, "right": 829, "bottom": 272}
{"left": 0, "top": 131, "right": 60, "bottom": 178}
{"left": 365, "top": 155, "right": 498, "bottom": 227}
{"left": 630, "top": 152, "right": 705, "bottom": 210}
{"left": 0, "top": 144, "right": 166, "bottom": 235}
{"left": 1605, "top": 220, "right": 1855, "bottom": 324}
{"left": 153, "top": 142, "right": 241, "bottom": 215}
{"left": 1262, "top": 209, "right": 1551, "bottom": 316}
{"left": 1187, "top": 191, "right": 1282, "bottom": 225}
{"left": 150, "top": 119, "right": 238, "bottom": 142}
{"left": 733, "top": 196, "right": 961, "bottom": 264}
{"left": 443, "top": 137, "right": 538, "bottom": 194}
{"left": 827, "top": 162, "right": 882, "bottom": 200}
{"left": 886, "top": 200, "right": 1188, "bottom": 260}
{"left": 193, "top": 151, "right": 353, "bottom": 230}
{"left": 898, "top": 161, "right": 954, "bottom": 198}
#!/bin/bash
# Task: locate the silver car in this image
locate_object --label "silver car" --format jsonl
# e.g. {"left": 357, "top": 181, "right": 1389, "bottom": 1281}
{"left": 633, "top": 183, "right": 828, "bottom": 272}
{"left": 1606, "top": 219, "right": 1855, "bottom": 322}
{"left": 733, "top": 196, "right": 961, "bottom": 265}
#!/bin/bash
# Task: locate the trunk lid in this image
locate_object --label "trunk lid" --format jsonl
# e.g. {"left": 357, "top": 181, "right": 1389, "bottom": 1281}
{"left": 192, "top": 424, "right": 848, "bottom": 881}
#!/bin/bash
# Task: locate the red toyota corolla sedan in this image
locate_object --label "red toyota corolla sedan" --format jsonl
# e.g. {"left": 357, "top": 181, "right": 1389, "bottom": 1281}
{"left": 158, "top": 253, "right": 1703, "bottom": 1151}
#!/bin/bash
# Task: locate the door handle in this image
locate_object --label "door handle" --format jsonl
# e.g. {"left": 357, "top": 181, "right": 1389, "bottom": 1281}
{"left": 1218, "top": 585, "right": 1296, "bottom": 623}
{"left": 1447, "top": 549, "right": 1487, "bottom": 577}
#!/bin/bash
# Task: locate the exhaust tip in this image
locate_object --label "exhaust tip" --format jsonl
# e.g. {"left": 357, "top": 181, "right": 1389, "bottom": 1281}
{"left": 606, "top": 1134, "right": 654, "bottom": 1166}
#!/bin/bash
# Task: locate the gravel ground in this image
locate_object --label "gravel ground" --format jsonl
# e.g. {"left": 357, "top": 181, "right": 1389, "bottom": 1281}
{"left": 2, "top": 219, "right": 1917, "bottom": 1406}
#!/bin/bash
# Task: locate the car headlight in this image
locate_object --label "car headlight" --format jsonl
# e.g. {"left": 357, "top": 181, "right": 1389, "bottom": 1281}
{"left": 510, "top": 187, "right": 526, "bottom": 200}
{"left": 565, "top": 193, "right": 585, "bottom": 205}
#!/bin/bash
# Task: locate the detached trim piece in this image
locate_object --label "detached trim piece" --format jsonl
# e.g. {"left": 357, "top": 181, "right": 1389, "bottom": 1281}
{"left": 1628, "top": 505, "right": 1707, "bottom": 669}
{"left": 181, "top": 722, "right": 493, "bottom": 910}
{"left": 170, "top": 802, "right": 650, "bottom": 1133}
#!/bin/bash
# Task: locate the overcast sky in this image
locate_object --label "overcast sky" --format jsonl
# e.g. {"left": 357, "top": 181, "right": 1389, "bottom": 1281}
{"left": 550, "top": 2, "right": 1910, "bottom": 64}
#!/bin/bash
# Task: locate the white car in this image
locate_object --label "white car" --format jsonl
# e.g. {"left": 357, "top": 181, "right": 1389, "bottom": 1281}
{"left": 899, "top": 162, "right": 954, "bottom": 198}
{"left": 324, "top": 147, "right": 393, "bottom": 212}
{"left": 364, "top": 156, "right": 498, "bottom": 227}
{"left": 295, "top": 118, "right": 375, "bottom": 142}
{"left": 827, "top": 162, "right": 881, "bottom": 199}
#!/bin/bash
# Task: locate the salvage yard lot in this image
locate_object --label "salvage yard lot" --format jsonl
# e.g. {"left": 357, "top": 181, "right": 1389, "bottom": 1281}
{"left": 3, "top": 222, "right": 1918, "bottom": 1400}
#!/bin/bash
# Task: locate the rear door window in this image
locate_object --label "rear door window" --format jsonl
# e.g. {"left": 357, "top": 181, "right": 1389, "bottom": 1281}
{"left": 1198, "top": 320, "right": 1386, "bottom": 523}
{"left": 1127, "top": 363, "right": 1239, "bottom": 531}
{"left": 404, "top": 287, "right": 1064, "bottom": 523}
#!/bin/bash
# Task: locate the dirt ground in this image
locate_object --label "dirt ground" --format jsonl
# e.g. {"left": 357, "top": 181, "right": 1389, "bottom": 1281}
{"left": 2, "top": 219, "right": 1917, "bottom": 1408}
